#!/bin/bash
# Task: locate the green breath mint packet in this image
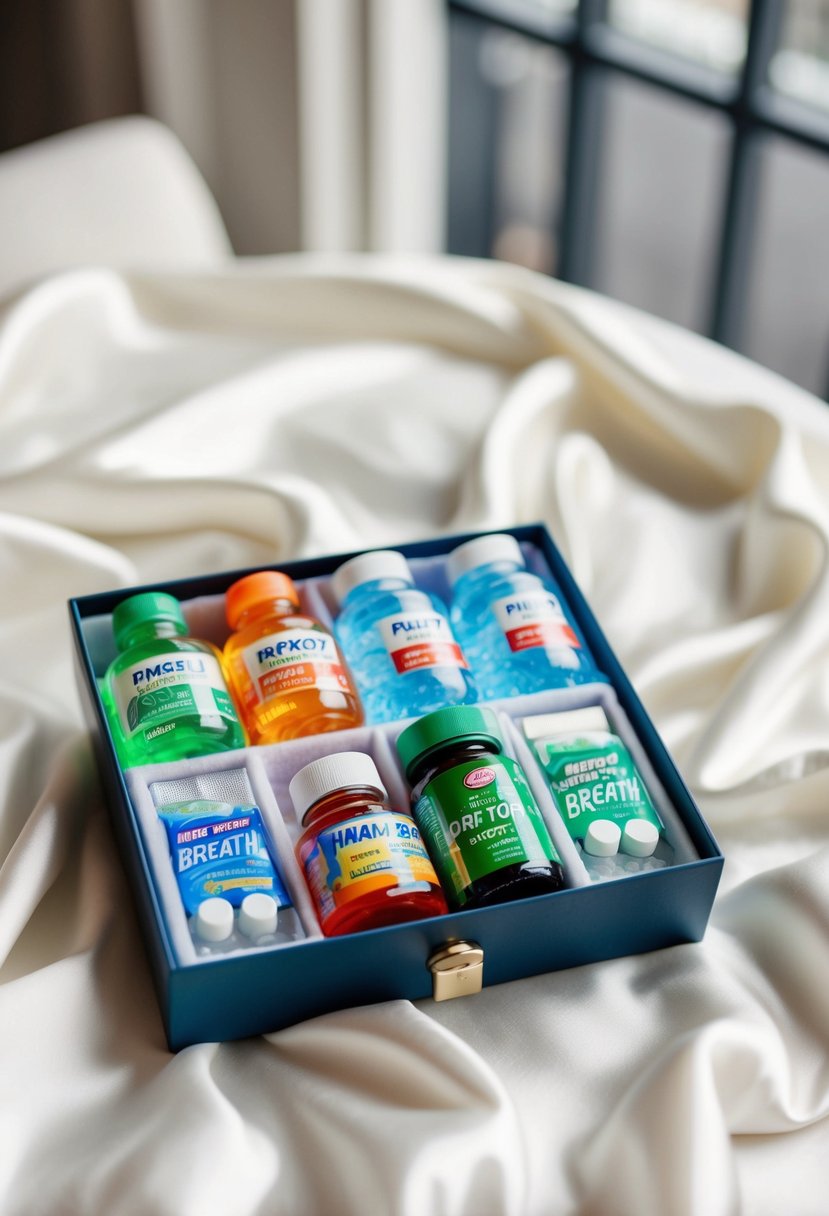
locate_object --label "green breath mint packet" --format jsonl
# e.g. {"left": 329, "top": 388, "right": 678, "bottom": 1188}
{"left": 526, "top": 708, "right": 663, "bottom": 844}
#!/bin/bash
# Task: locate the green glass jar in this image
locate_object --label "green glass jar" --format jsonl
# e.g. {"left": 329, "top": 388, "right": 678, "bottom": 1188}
{"left": 396, "top": 705, "right": 566, "bottom": 911}
{"left": 102, "top": 591, "right": 246, "bottom": 768}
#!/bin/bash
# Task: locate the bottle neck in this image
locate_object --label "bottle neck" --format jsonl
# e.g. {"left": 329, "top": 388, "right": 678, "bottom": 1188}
{"left": 119, "top": 618, "right": 185, "bottom": 649}
{"left": 409, "top": 740, "right": 497, "bottom": 788}
{"left": 456, "top": 559, "right": 522, "bottom": 589}
{"left": 344, "top": 577, "right": 412, "bottom": 604}
{"left": 302, "top": 785, "right": 390, "bottom": 829}
{"left": 233, "top": 596, "right": 298, "bottom": 631}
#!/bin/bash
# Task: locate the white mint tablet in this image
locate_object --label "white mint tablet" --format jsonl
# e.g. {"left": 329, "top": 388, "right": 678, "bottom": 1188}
{"left": 238, "top": 893, "right": 278, "bottom": 939}
{"left": 584, "top": 819, "right": 621, "bottom": 857}
{"left": 195, "top": 897, "right": 234, "bottom": 942}
{"left": 621, "top": 819, "right": 659, "bottom": 858}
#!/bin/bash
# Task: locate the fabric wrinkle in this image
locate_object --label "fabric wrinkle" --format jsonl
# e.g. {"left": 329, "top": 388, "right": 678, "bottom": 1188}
{"left": 0, "top": 255, "right": 827, "bottom": 1215}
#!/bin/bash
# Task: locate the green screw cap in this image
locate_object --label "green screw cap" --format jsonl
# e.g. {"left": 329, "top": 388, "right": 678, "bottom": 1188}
{"left": 396, "top": 704, "right": 504, "bottom": 779}
{"left": 112, "top": 591, "right": 187, "bottom": 649}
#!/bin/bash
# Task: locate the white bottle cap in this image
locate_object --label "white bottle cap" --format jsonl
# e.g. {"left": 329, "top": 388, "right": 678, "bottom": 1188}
{"left": 330, "top": 550, "right": 413, "bottom": 605}
{"left": 583, "top": 819, "right": 621, "bottom": 857}
{"left": 621, "top": 819, "right": 659, "bottom": 857}
{"left": 194, "top": 897, "right": 234, "bottom": 942}
{"left": 446, "top": 533, "right": 525, "bottom": 585}
{"left": 523, "top": 706, "right": 610, "bottom": 742}
{"left": 238, "top": 892, "right": 278, "bottom": 939}
{"left": 289, "top": 751, "right": 387, "bottom": 822}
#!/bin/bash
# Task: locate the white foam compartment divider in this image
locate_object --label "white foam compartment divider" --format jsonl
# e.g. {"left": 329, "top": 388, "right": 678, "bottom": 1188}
{"left": 497, "top": 706, "right": 593, "bottom": 889}
{"left": 126, "top": 748, "right": 323, "bottom": 968}
{"left": 124, "top": 665, "right": 704, "bottom": 968}
{"left": 113, "top": 536, "right": 702, "bottom": 968}
{"left": 257, "top": 721, "right": 413, "bottom": 836}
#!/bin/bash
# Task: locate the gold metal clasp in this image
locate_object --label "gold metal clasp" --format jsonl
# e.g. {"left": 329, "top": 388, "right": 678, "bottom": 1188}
{"left": 427, "top": 940, "right": 484, "bottom": 1002}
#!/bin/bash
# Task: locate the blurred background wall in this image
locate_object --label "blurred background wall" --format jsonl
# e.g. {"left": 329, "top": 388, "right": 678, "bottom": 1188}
{"left": 0, "top": 0, "right": 827, "bottom": 398}
{"left": 0, "top": 1, "right": 142, "bottom": 153}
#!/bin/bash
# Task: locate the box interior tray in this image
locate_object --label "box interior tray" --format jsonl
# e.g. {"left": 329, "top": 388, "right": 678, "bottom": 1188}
{"left": 69, "top": 526, "right": 723, "bottom": 1049}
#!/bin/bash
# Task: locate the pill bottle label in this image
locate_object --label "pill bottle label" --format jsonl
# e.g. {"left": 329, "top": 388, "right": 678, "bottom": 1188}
{"left": 303, "top": 811, "right": 440, "bottom": 923}
{"left": 491, "top": 589, "right": 581, "bottom": 654}
{"left": 242, "top": 628, "right": 352, "bottom": 703}
{"left": 111, "top": 652, "right": 238, "bottom": 739}
{"left": 377, "top": 612, "right": 468, "bottom": 674}
{"left": 414, "top": 756, "right": 561, "bottom": 899}
{"left": 537, "top": 737, "right": 662, "bottom": 841}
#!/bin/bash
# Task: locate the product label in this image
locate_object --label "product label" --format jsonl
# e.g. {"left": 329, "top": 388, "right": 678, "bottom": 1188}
{"left": 157, "top": 801, "right": 292, "bottom": 916}
{"left": 303, "top": 811, "right": 439, "bottom": 925}
{"left": 112, "top": 651, "right": 237, "bottom": 740}
{"left": 414, "top": 755, "right": 560, "bottom": 905}
{"left": 242, "top": 628, "right": 352, "bottom": 703}
{"left": 376, "top": 612, "right": 468, "bottom": 674}
{"left": 535, "top": 736, "right": 662, "bottom": 841}
{"left": 491, "top": 589, "right": 581, "bottom": 654}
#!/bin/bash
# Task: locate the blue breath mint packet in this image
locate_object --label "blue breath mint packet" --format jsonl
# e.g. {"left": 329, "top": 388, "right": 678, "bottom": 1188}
{"left": 156, "top": 800, "right": 293, "bottom": 916}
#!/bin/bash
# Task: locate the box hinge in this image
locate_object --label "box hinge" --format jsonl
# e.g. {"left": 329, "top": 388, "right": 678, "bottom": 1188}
{"left": 427, "top": 940, "right": 484, "bottom": 1002}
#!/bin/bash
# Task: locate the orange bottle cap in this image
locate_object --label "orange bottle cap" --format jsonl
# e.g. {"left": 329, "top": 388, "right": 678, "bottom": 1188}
{"left": 226, "top": 570, "right": 300, "bottom": 629}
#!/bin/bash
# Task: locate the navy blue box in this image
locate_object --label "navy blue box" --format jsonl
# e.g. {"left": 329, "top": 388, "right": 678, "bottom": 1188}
{"left": 68, "top": 525, "right": 723, "bottom": 1050}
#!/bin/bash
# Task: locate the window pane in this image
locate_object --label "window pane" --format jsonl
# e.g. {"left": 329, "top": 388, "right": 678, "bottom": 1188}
{"left": 742, "top": 137, "right": 829, "bottom": 397}
{"left": 448, "top": 17, "right": 570, "bottom": 274}
{"left": 590, "top": 76, "right": 730, "bottom": 332}
{"left": 453, "top": 0, "right": 576, "bottom": 27}
{"left": 607, "top": 0, "right": 749, "bottom": 74}
{"left": 527, "top": 0, "right": 574, "bottom": 15}
{"left": 770, "top": 0, "right": 829, "bottom": 113}
{"left": 486, "top": 33, "right": 569, "bottom": 274}
{"left": 448, "top": 14, "right": 500, "bottom": 258}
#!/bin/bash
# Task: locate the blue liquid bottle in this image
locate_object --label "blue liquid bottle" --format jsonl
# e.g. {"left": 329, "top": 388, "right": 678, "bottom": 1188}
{"left": 331, "top": 550, "right": 477, "bottom": 724}
{"left": 446, "top": 534, "right": 606, "bottom": 700}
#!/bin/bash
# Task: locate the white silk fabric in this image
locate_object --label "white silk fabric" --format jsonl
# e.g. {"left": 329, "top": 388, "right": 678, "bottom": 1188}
{"left": 1, "top": 256, "right": 828, "bottom": 1216}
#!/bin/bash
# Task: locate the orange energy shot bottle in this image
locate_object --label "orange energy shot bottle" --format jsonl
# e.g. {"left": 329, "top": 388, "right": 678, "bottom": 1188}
{"left": 223, "top": 571, "right": 363, "bottom": 744}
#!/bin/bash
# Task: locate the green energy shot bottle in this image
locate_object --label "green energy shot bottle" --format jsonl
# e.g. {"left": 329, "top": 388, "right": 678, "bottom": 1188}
{"left": 102, "top": 592, "right": 246, "bottom": 768}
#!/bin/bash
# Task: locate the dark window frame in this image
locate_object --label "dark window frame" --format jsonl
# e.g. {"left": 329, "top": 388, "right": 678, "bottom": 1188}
{"left": 448, "top": 0, "right": 829, "bottom": 388}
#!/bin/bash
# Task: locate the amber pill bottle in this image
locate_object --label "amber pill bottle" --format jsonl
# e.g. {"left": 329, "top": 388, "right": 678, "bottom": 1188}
{"left": 396, "top": 705, "right": 566, "bottom": 911}
{"left": 223, "top": 571, "right": 363, "bottom": 744}
{"left": 291, "top": 751, "right": 448, "bottom": 936}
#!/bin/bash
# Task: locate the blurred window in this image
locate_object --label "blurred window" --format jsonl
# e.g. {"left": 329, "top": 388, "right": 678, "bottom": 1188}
{"left": 592, "top": 78, "right": 730, "bottom": 332}
{"left": 771, "top": 0, "right": 829, "bottom": 112}
{"left": 607, "top": 0, "right": 749, "bottom": 74}
{"left": 447, "top": 0, "right": 829, "bottom": 398}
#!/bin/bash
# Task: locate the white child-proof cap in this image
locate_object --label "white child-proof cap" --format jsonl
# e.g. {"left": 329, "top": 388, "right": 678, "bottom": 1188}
{"left": 621, "top": 819, "right": 659, "bottom": 858}
{"left": 330, "top": 550, "right": 413, "bottom": 605}
{"left": 289, "top": 751, "right": 388, "bottom": 823}
{"left": 583, "top": 819, "right": 621, "bottom": 857}
{"left": 446, "top": 533, "right": 525, "bottom": 585}
{"left": 195, "top": 897, "right": 234, "bottom": 942}
{"left": 238, "top": 893, "right": 278, "bottom": 939}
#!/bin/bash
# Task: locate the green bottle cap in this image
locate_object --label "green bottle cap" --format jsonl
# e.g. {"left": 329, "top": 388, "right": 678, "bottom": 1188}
{"left": 112, "top": 591, "right": 187, "bottom": 650}
{"left": 396, "top": 705, "right": 504, "bottom": 779}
